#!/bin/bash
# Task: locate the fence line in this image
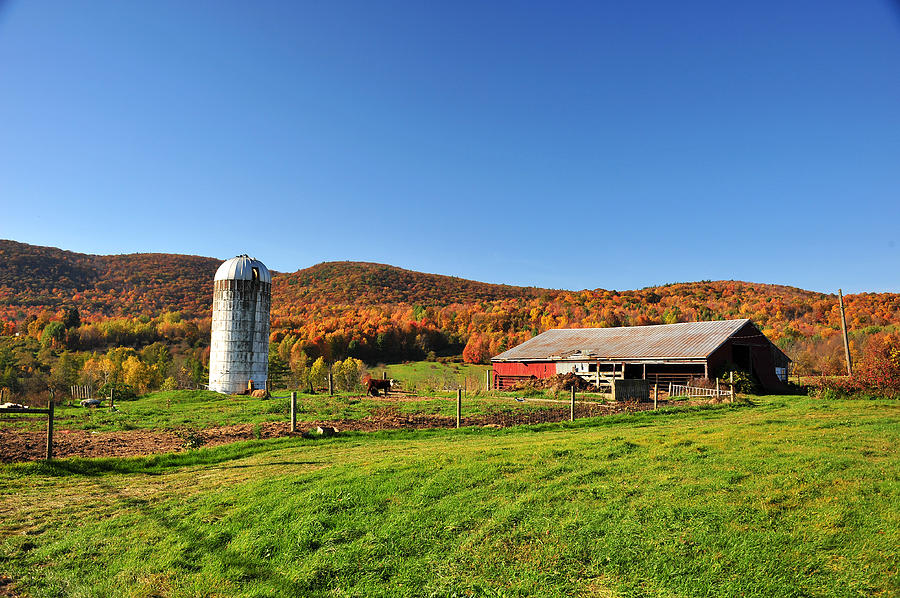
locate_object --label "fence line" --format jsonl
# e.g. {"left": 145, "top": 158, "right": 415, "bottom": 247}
{"left": 669, "top": 383, "right": 732, "bottom": 399}
{"left": 70, "top": 385, "right": 94, "bottom": 400}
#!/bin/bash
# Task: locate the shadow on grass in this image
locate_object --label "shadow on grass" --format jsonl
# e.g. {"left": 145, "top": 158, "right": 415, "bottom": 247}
{"left": 2, "top": 401, "right": 758, "bottom": 478}
{"left": 97, "top": 480, "right": 308, "bottom": 594}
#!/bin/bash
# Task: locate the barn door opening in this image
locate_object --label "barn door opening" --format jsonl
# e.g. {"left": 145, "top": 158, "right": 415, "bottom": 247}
{"left": 733, "top": 345, "right": 752, "bottom": 371}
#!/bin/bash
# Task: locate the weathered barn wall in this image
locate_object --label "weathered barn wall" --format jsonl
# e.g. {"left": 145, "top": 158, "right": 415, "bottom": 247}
{"left": 706, "top": 321, "right": 788, "bottom": 391}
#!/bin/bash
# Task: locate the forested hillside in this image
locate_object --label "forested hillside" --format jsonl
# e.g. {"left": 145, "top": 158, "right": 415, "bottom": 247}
{"left": 2, "top": 240, "right": 899, "bottom": 378}
{"left": 0, "top": 240, "right": 220, "bottom": 318}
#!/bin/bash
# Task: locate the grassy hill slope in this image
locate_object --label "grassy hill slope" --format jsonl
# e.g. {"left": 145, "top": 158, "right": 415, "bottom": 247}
{"left": 2, "top": 396, "right": 898, "bottom": 596}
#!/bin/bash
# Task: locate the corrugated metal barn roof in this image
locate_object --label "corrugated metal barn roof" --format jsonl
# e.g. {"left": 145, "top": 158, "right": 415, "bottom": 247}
{"left": 492, "top": 319, "right": 753, "bottom": 362}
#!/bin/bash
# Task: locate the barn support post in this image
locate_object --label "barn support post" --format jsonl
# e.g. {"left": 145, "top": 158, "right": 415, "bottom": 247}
{"left": 46, "top": 397, "right": 54, "bottom": 460}
{"left": 570, "top": 386, "right": 575, "bottom": 422}
{"left": 290, "top": 392, "right": 297, "bottom": 433}
{"left": 654, "top": 384, "right": 658, "bottom": 410}
{"left": 642, "top": 364, "right": 646, "bottom": 380}
{"left": 456, "top": 389, "right": 462, "bottom": 428}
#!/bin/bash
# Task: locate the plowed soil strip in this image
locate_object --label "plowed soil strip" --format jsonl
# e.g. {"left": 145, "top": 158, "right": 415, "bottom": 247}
{"left": 0, "top": 401, "right": 687, "bottom": 463}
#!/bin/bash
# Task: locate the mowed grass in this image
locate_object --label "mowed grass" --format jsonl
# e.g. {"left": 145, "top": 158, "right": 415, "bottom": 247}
{"left": 1, "top": 396, "right": 899, "bottom": 597}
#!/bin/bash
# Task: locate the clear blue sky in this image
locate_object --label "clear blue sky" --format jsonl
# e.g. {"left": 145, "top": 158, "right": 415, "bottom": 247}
{"left": 1, "top": 1, "right": 898, "bottom": 294}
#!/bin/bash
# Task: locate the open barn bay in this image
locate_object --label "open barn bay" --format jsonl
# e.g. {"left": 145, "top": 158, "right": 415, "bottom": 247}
{"left": 2, "top": 396, "right": 899, "bottom": 597}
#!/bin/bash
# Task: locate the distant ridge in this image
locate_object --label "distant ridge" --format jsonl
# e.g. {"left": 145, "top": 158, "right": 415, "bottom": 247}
{"left": 3, "top": 239, "right": 899, "bottom": 368}
{"left": 275, "top": 261, "right": 548, "bottom": 307}
{"left": 0, "top": 240, "right": 548, "bottom": 318}
{"left": 0, "top": 240, "right": 220, "bottom": 317}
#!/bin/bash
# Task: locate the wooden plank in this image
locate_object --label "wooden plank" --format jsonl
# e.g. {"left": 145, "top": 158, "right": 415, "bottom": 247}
{"left": 290, "top": 392, "right": 297, "bottom": 433}
{"left": 0, "top": 407, "right": 51, "bottom": 414}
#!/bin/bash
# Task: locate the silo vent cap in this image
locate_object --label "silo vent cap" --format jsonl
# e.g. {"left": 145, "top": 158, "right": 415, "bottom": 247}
{"left": 214, "top": 255, "right": 271, "bottom": 283}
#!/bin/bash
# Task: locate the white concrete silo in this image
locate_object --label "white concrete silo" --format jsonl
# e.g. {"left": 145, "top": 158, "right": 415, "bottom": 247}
{"left": 208, "top": 255, "right": 271, "bottom": 394}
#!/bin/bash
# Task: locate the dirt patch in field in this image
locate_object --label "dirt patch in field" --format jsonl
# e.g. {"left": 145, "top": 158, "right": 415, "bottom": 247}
{"left": 0, "top": 399, "right": 697, "bottom": 464}
{"left": 0, "top": 576, "right": 23, "bottom": 598}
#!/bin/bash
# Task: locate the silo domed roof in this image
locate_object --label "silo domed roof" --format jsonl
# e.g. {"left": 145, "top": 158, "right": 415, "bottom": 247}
{"left": 214, "top": 255, "right": 271, "bottom": 283}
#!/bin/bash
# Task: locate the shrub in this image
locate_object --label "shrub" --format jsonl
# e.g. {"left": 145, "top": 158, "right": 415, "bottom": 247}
{"left": 160, "top": 376, "right": 177, "bottom": 391}
{"left": 812, "top": 333, "right": 900, "bottom": 399}
{"left": 98, "top": 382, "right": 137, "bottom": 401}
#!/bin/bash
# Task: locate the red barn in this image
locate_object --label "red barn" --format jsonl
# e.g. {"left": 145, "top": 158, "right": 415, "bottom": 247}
{"left": 491, "top": 319, "right": 790, "bottom": 392}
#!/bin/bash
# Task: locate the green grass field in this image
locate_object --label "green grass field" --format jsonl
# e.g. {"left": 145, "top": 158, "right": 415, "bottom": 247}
{"left": 2, "top": 395, "right": 898, "bottom": 597}
{"left": 378, "top": 361, "right": 491, "bottom": 394}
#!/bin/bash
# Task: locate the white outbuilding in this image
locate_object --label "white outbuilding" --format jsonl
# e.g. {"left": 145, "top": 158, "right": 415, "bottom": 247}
{"left": 208, "top": 255, "right": 271, "bottom": 394}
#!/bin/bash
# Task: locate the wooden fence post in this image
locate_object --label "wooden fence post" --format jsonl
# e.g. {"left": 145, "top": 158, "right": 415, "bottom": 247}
{"left": 668, "top": 381, "right": 673, "bottom": 397}
{"left": 328, "top": 372, "right": 333, "bottom": 396}
{"left": 290, "top": 392, "right": 297, "bottom": 433}
{"left": 485, "top": 370, "right": 491, "bottom": 392}
{"left": 729, "top": 371, "right": 734, "bottom": 403}
{"left": 46, "top": 398, "right": 54, "bottom": 460}
{"left": 570, "top": 386, "right": 575, "bottom": 421}
{"left": 456, "top": 389, "right": 462, "bottom": 428}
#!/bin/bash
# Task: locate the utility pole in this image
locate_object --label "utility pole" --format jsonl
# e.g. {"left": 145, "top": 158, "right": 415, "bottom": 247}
{"left": 839, "top": 289, "right": 853, "bottom": 376}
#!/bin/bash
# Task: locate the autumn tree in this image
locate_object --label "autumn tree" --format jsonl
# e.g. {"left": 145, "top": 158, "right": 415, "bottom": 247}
{"left": 309, "top": 357, "right": 329, "bottom": 392}
{"left": 50, "top": 351, "right": 81, "bottom": 393}
{"left": 462, "top": 334, "right": 490, "bottom": 364}
{"left": 289, "top": 344, "right": 311, "bottom": 392}
{"left": 40, "top": 321, "right": 66, "bottom": 349}
{"left": 334, "top": 357, "right": 366, "bottom": 392}
{"left": 0, "top": 345, "right": 22, "bottom": 393}
{"left": 122, "top": 355, "right": 155, "bottom": 394}
{"left": 62, "top": 306, "right": 81, "bottom": 330}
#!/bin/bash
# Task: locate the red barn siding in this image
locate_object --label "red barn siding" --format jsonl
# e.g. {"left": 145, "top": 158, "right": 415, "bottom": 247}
{"left": 493, "top": 362, "right": 555, "bottom": 378}
{"left": 492, "top": 361, "right": 556, "bottom": 389}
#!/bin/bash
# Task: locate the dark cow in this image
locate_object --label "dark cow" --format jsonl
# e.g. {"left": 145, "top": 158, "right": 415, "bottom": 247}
{"left": 366, "top": 378, "right": 395, "bottom": 397}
